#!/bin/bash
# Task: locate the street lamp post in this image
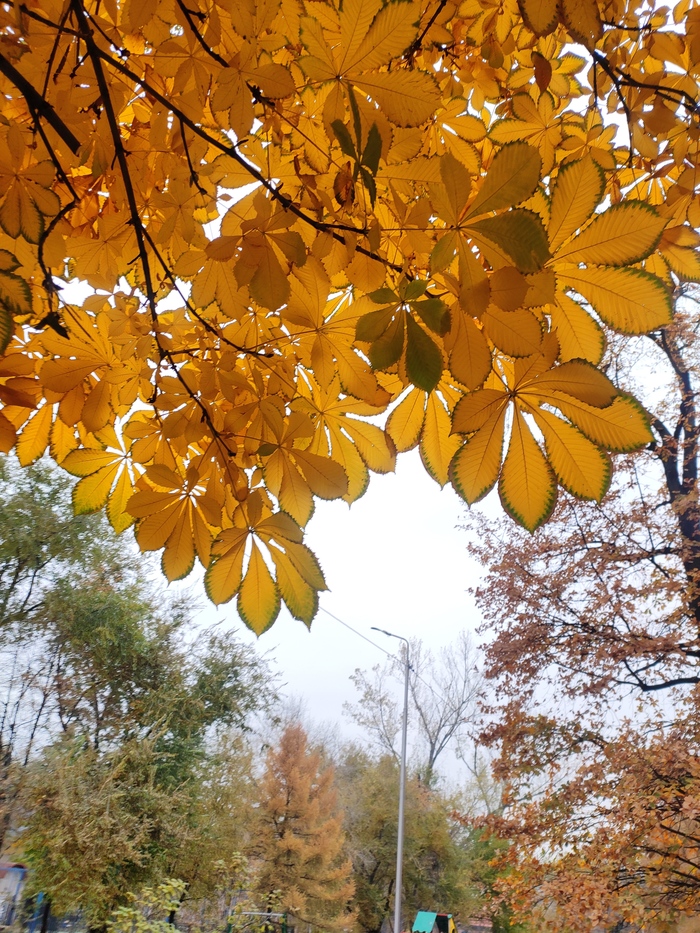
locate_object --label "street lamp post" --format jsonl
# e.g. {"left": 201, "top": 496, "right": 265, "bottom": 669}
{"left": 371, "top": 627, "right": 409, "bottom": 933}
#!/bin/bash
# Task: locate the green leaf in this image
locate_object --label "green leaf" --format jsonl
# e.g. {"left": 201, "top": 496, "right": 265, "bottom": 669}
{"left": 405, "top": 314, "right": 443, "bottom": 392}
{"left": 348, "top": 85, "right": 364, "bottom": 154}
{"left": 414, "top": 298, "right": 450, "bottom": 334}
{"left": 331, "top": 120, "right": 358, "bottom": 160}
{"left": 465, "top": 141, "right": 541, "bottom": 218}
{"left": 362, "top": 123, "right": 382, "bottom": 175}
{"left": 368, "top": 287, "right": 399, "bottom": 303}
{"left": 369, "top": 312, "right": 405, "bottom": 370}
{"left": 0, "top": 303, "right": 13, "bottom": 354}
{"left": 402, "top": 278, "right": 428, "bottom": 301}
{"left": 470, "top": 209, "right": 550, "bottom": 273}
{"left": 356, "top": 306, "right": 395, "bottom": 341}
{"left": 359, "top": 165, "right": 377, "bottom": 206}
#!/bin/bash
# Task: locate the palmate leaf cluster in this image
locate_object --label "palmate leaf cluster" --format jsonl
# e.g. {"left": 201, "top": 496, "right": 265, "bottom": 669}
{"left": 0, "top": 0, "right": 697, "bottom": 631}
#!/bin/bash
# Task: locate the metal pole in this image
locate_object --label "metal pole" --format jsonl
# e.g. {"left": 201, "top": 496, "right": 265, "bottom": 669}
{"left": 371, "top": 627, "right": 410, "bottom": 933}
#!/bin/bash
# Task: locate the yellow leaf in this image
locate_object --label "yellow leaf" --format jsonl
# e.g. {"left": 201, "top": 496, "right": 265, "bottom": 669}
{"left": 524, "top": 360, "right": 617, "bottom": 407}
{"left": 550, "top": 291, "right": 605, "bottom": 363}
{"left": 660, "top": 242, "right": 700, "bottom": 281}
{"left": 449, "top": 408, "right": 506, "bottom": 503}
{"left": 136, "top": 497, "right": 183, "bottom": 550}
{"left": 499, "top": 407, "right": 556, "bottom": 531}
{"left": 16, "top": 403, "right": 52, "bottom": 466}
{"left": 50, "top": 418, "right": 78, "bottom": 464}
{"left": 353, "top": 71, "right": 440, "bottom": 127}
{"left": 438, "top": 152, "right": 471, "bottom": 223}
{"left": 490, "top": 266, "right": 528, "bottom": 311}
{"left": 107, "top": 466, "right": 137, "bottom": 534}
{"left": 293, "top": 449, "right": 349, "bottom": 499}
{"left": 387, "top": 388, "right": 426, "bottom": 452}
{"left": 346, "top": 251, "right": 387, "bottom": 292}
{"left": 257, "top": 511, "right": 305, "bottom": 543}
{"left": 341, "top": 419, "right": 396, "bottom": 473}
{"left": 250, "top": 63, "right": 295, "bottom": 99}
{"left": 548, "top": 157, "right": 605, "bottom": 253}
{"left": 238, "top": 541, "right": 280, "bottom": 635}
{"left": 191, "top": 505, "right": 212, "bottom": 567}
{"left": 445, "top": 310, "right": 491, "bottom": 390}
{"left": 420, "top": 392, "right": 462, "bottom": 486}
{"left": 270, "top": 544, "right": 318, "bottom": 625}
{"left": 481, "top": 306, "right": 543, "bottom": 357}
{"left": 0, "top": 268, "right": 31, "bottom": 315}
{"left": 554, "top": 202, "right": 667, "bottom": 266}
{"left": 205, "top": 529, "right": 248, "bottom": 605}
{"left": 73, "top": 463, "right": 119, "bottom": 514}
{"left": 0, "top": 411, "right": 16, "bottom": 453}
{"left": 0, "top": 303, "right": 12, "bottom": 355}
{"left": 343, "top": 0, "right": 418, "bottom": 73}
{"left": 518, "top": 0, "right": 559, "bottom": 35}
{"left": 162, "top": 507, "right": 196, "bottom": 581}
{"left": 337, "top": 0, "right": 383, "bottom": 74}
{"left": 561, "top": 0, "right": 602, "bottom": 47}
{"left": 558, "top": 267, "right": 672, "bottom": 334}
{"left": 80, "top": 381, "right": 112, "bottom": 434}
{"left": 41, "top": 359, "right": 100, "bottom": 394}
{"left": 0, "top": 180, "right": 44, "bottom": 243}
{"left": 278, "top": 458, "right": 314, "bottom": 526}
{"left": 556, "top": 394, "right": 653, "bottom": 452}
{"left": 326, "top": 425, "right": 369, "bottom": 502}
{"left": 534, "top": 408, "right": 611, "bottom": 500}
{"left": 62, "top": 447, "right": 121, "bottom": 477}
{"left": 281, "top": 539, "right": 327, "bottom": 591}
{"left": 452, "top": 388, "right": 508, "bottom": 434}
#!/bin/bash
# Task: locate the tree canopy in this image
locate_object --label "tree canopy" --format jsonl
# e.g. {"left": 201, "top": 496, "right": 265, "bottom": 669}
{"left": 0, "top": 0, "right": 697, "bottom": 630}
{"left": 0, "top": 458, "right": 275, "bottom": 927}
{"left": 466, "top": 292, "right": 700, "bottom": 929}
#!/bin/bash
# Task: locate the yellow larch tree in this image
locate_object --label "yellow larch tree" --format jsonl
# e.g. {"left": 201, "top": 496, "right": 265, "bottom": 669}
{"left": 0, "top": 0, "right": 698, "bottom": 630}
{"left": 250, "top": 723, "right": 355, "bottom": 931}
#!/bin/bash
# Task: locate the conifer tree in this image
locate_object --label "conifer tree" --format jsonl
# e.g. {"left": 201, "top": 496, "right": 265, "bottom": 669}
{"left": 251, "top": 724, "right": 355, "bottom": 933}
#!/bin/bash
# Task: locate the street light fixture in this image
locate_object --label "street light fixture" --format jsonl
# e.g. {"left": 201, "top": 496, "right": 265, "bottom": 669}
{"left": 371, "top": 627, "right": 409, "bottom": 933}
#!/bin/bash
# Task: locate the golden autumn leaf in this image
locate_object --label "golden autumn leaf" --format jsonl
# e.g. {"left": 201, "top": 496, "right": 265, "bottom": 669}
{"left": 0, "top": 0, "right": 693, "bottom": 627}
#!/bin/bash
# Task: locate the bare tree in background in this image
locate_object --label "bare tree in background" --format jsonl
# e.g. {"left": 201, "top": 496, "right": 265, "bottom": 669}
{"left": 345, "top": 631, "right": 482, "bottom": 785}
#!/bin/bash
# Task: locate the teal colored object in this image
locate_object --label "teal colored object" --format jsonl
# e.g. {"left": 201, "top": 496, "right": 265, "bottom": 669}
{"left": 413, "top": 912, "right": 438, "bottom": 932}
{"left": 412, "top": 913, "right": 455, "bottom": 933}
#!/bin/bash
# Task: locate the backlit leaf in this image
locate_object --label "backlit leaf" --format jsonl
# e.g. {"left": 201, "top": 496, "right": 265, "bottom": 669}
{"left": 387, "top": 388, "right": 426, "bottom": 452}
{"left": 420, "top": 391, "right": 462, "bottom": 485}
{"left": 518, "top": 0, "right": 559, "bottom": 35}
{"left": 16, "top": 403, "right": 52, "bottom": 466}
{"left": 205, "top": 529, "right": 248, "bottom": 605}
{"left": 499, "top": 407, "right": 556, "bottom": 531}
{"left": 556, "top": 394, "right": 653, "bottom": 452}
{"left": 558, "top": 267, "right": 673, "bottom": 334}
{"left": 449, "top": 409, "right": 506, "bottom": 503}
{"left": 534, "top": 408, "right": 611, "bottom": 500}
{"left": 470, "top": 209, "right": 550, "bottom": 273}
{"left": 466, "top": 142, "right": 541, "bottom": 217}
{"left": 548, "top": 157, "right": 605, "bottom": 253}
{"left": 238, "top": 541, "right": 281, "bottom": 635}
{"left": 405, "top": 315, "right": 443, "bottom": 392}
{"left": 554, "top": 202, "right": 667, "bottom": 266}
